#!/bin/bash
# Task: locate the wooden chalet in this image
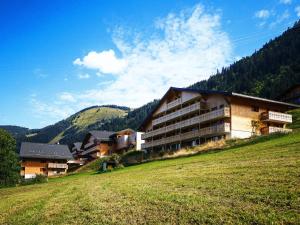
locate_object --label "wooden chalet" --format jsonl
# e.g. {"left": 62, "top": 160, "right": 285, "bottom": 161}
{"left": 20, "top": 142, "right": 73, "bottom": 179}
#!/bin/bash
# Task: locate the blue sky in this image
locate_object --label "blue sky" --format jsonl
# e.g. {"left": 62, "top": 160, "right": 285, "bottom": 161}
{"left": 0, "top": 0, "right": 299, "bottom": 128}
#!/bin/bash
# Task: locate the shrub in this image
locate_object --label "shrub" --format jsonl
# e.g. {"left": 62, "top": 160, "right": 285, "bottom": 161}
{"left": 20, "top": 174, "right": 48, "bottom": 186}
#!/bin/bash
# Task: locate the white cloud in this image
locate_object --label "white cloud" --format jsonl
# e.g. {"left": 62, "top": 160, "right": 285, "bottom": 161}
{"left": 59, "top": 92, "right": 76, "bottom": 102}
{"left": 255, "top": 10, "right": 270, "bottom": 19}
{"left": 30, "top": 97, "right": 75, "bottom": 120}
{"left": 78, "top": 73, "right": 90, "bottom": 79}
{"left": 295, "top": 6, "right": 300, "bottom": 17}
{"left": 74, "top": 50, "right": 128, "bottom": 74}
{"left": 30, "top": 4, "right": 233, "bottom": 124}
{"left": 71, "top": 4, "right": 233, "bottom": 108}
{"left": 279, "top": 0, "right": 292, "bottom": 4}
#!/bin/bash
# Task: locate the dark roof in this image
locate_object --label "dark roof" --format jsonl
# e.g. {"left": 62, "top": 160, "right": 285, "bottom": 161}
{"left": 20, "top": 142, "right": 73, "bottom": 160}
{"left": 71, "top": 142, "right": 82, "bottom": 151}
{"left": 89, "top": 130, "right": 114, "bottom": 141}
{"left": 138, "top": 87, "right": 299, "bottom": 131}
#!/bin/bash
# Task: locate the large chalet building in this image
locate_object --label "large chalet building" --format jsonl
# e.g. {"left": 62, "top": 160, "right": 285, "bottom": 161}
{"left": 20, "top": 142, "right": 73, "bottom": 179}
{"left": 139, "top": 87, "right": 298, "bottom": 151}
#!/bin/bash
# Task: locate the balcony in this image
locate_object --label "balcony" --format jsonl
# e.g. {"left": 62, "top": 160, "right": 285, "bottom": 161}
{"left": 261, "top": 111, "right": 292, "bottom": 123}
{"left": 153, "top": 102, "right": 201, "bottom": 126}
{"left": 48, "top": 163, "right": 68, "bottom": 169}
{"left": 142, "top": 123, "right": 231, "bottom": 149}
{"left": 80, "top": 146, "right": 99, "bottom": 156}
{"left": 142, "top": 107, "right": 230, "bottom": 139}
{"left": 167, "top": 98, "right": 182, "bottom": 110}
{"left": 261, "top": 126, "right": 292, "bottom": 135}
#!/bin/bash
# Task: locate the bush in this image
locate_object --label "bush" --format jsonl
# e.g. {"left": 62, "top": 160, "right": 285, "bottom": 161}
{"left": 20, "top": 174, "right": 48, "bottom": 186}
{"left": 0, "top": 129, "right": 20, "bottom": 188}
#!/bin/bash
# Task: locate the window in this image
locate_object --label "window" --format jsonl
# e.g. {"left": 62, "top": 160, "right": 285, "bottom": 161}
{"left": 219, "top": 104, "right": 224, "bottom": 109}
{"left": 251, "top": 106, "right": 259, "bottom": 112}
{"left": 211, "top": 107, "right": 218, "bottom": 111}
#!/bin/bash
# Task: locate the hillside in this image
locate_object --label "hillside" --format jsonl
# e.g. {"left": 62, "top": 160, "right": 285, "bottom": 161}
{"left": 0, "top": 131, "right": 299, "bottom": 224}
{"left": 27, "top": 105, "right": 129, "bottom": 145}
{"left": 190, "top": 21, "right": 300, "bottom": 99}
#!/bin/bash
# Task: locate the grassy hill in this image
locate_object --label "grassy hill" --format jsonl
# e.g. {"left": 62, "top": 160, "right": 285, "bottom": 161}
{"left": 28, "top": 105, "right": 129, "bottom": 145}
{"left": 1, "top": 131, "right": 299, "bottom": 224}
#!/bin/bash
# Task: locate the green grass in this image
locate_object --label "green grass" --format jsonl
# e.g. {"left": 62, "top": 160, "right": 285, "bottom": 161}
{"left": 72, "top": 107, "right": 127, "bottom": 129}
{"left": 1, "top": 132, "right": 300, "bottom": 224}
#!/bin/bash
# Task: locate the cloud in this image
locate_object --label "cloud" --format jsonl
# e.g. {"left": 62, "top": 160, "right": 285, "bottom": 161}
{"left": 30, "top": 97, "right": 75, "bottom": 120}
{"left": 30, "top": 4, "right": 233, "bottom": 125}
{"left": 255, "top": 10, "right": 270, "bottom": 19}
{"left": 71, "top": 4, "right": 233, "bottom": 108}
{"left": 59, "top": 92, "right": 76, "bottom": 102}
{"left": 74, "top": 50, "right": 127, "bottom": 74}
{"left": 77, "top": 73, "right": 90, "bottom": 79}
{"left": 279, "top": 0, "right": 292, "bottom": 4}
{"left": 295, "top": 6, "right": 300, "bottom": 17}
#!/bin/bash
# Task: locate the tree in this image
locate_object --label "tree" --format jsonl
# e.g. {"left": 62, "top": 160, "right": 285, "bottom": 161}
{"left": 0, "top": 129, "right": 20, "bottom": 187}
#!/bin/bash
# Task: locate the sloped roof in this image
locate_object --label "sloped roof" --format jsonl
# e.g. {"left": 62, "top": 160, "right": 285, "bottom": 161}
{"left": 20, "top": 142, "right": 73, "bottom": 160}
{"left": 89, "top": 130, "right": 114, "bottom": 141}
{"left": 110, "top": 128, "right": 135, "bottom": 138}
{"left": 138, "top": 87, "right": 299, "bottom": 131}
{"left": 71, "top": 142, "right": 82, "bottom": 152}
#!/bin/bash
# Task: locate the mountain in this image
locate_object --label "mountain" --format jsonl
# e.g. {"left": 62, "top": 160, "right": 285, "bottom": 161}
{"left": 26, "top": 105, "right": 129, "bottom": 146}
{"left": 189, "top": 21, "right": 300, "bottom": 99}
{"left": 2, "top": 21, "right": 300, "bottom": 148}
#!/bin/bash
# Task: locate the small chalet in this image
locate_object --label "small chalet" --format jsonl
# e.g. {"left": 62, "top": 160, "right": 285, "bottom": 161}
{"left": 80, "top": 130, "right": 114, "bottom": 159}
{"left": 20, "top": 142, "right": 73, "bottom": 179}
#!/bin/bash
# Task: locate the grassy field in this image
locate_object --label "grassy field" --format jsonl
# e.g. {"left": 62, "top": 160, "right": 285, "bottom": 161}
{"left": 1, "top": 132, "right": 300, "bottom": 225}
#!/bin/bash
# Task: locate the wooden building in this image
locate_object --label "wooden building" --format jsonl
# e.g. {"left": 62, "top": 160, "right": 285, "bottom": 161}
{"left": 139, "top": 87, "right": 298, "bottom": 151}
{"left": 79, "top": 129, "right": 144, "bottom": 160}
{"left": 80, "top": 131, "right": 114, "bottom": 159}
{"left": 279, "top": 84, "right": 300, "bottom": 105}
{"left": 20, "top": 142, "right": 73, "bottom": 179}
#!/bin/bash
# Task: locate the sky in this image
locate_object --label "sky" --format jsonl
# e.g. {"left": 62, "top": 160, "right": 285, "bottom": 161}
{"left": 0, "top": 0, "right": 299, "bottom": 129}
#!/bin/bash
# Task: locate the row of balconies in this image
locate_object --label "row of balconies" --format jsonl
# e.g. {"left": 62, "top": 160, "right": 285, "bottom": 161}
{"left": 143, "top": 107, "right": 230, "bottom": 139}
{"left": 153, "top": 102, "right": 202, "bottom": 126}
{"left": 142, "top": 123, "right": 231, "bottom": 148}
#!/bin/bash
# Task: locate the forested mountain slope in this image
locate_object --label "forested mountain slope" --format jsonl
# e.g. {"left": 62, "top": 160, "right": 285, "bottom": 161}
{"left": 189, "top": 21, "right": 300, "bottom": 99}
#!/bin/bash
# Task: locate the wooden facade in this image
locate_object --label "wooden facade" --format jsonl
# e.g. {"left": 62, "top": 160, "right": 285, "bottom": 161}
{"left": 139, "top": 87, "right": 298, "bottom": 152}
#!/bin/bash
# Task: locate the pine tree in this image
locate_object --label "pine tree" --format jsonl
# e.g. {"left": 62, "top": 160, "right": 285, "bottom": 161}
{"left": 0, "top": 129, "right": 20, "bottom": 187}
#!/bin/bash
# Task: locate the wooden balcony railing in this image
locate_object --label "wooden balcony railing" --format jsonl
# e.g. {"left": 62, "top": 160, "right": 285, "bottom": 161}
{"left": 167, "top": 98, "right": 182, "bottom": 110}
{"left": 48, "top": 163, "right": 68, "bottom": 169}
{"left": 261, "top": 111, "right": 292, "bottom": 123}
{"left": 261, "top": 126, "right": 292, "bottom": 135}
{"left": 142, "top": 107, "right": 230, "bottom": 139}
{"left": 142, "top": 123, "right": 230, "bottom": 149}
{"left": 153, "top": 102, "right": 201, "bottom": 126}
